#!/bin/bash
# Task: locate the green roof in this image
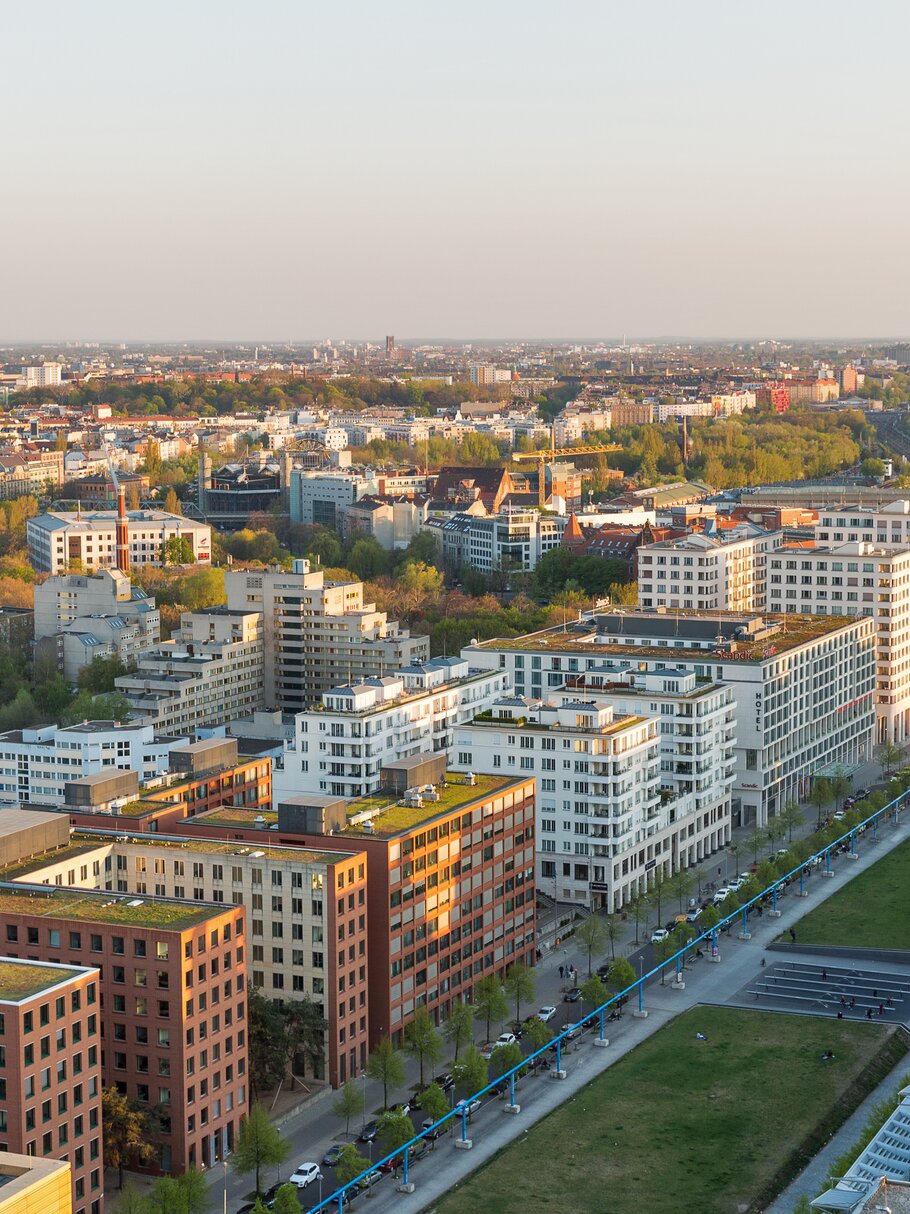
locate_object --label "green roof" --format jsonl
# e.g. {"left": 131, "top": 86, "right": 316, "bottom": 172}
{"left": 0, "top": 960, "right": 88, "bottom": 1003}
{"left": 343, "top": 773, "right": 520, "bottom": 837}
{"left": 194, "top": 807, "right": 278, "bottom": 827}
{"left": 0, "top": 886, "right": 222, "bottom": 931}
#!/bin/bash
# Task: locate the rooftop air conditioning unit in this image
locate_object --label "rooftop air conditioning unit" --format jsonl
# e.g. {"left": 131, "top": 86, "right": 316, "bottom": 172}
{"left": 361, "top": 822, "right": 374, "bottom": 834}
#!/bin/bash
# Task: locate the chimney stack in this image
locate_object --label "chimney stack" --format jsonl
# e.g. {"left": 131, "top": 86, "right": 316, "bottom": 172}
{"left": 115, "top": 483, "right": 130, "bottom": 573}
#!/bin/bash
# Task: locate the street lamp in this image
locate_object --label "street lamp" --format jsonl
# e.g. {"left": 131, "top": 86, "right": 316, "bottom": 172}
{"left": 222, "top": 1158, "right": 227, "bottom": 1214}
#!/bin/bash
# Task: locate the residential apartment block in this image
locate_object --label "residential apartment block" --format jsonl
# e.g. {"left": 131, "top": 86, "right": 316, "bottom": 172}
{"left": 814, "top": 500, "right": 910, "bottom": 545}
{"left": 452, "top": 670, "right": 734, "bottom": 910}
{"left": 431, "top": 510, "right": 566, "bottom": 574}
{"left": 34, "top": 570, "right": 160, "bottom": 683}
{"left": 0, "top": 450, "right": 64, "bottom": 500}
{"left": 27, "top": 510, "right": 212, "bottom": 575}
{"left": 768, "top": 541, "right": 910, "bottom": 744}
{"left": 224, "top": 562, "right": 427, "bottom": 711}
{"left": 0, "top": 872, "right": 248, "bottom": 1175}
{"left": 0, "top": 959, "right": 102, "bottom": 1214}
{"left": 273, "top": 657, "right": 510, "bottom": 802}
{"left": 637, "top": 524, "right": 782, "bottom": 612}
{"left": 0, "top": 1154, "right": 73, "bottom": 1214}
{"left": 3, "top": 823, "right": 366, "bottom": 1090}
{"left": 115, "top": 608, "right": 264, "bottom": 732}
{"left": 463, "top": 609, "right": 876, "bottom": 827}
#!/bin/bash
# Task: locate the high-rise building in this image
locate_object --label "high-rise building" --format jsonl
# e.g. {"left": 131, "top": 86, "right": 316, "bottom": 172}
{"left": 463, "top": 609, "right": 876, "bottom": 827}
{"left": 34, "top": 570, "right": 160, "bottom": 683}
{"left": 637, "top": 524, "right": 783, "bottom": 612}
{"left": 768, "top": 541, "right": 910, "bottom": 745}
{"left": 273, "top": 656, "right": 510, "bottom": 802}
{"left": 224, "top": 563, "right": 427, "bottom": 711}
{"left": 451, "top": 670, "right": 735, "bottom": 910}
{"left": 115, "top": 608, "right": 264, "bottom": 732}
{"left": 26, "top": 511, "right": 212, "bottom": 575}
{"left": 385, "top": 336, "right": 395, "bottom": 356}
{"left": 0, "top": 959, "right": 102, "bottom": 1214}
{"left": 22, "top": 363, "right": 63, "bottom": 387}
{"left": 0, "top": 880, "right": 248, "bottom": 1175}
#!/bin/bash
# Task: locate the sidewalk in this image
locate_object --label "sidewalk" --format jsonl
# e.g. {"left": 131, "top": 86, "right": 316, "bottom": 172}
{"left": 206, "top": 770, "right": 907, "bottom": 1213}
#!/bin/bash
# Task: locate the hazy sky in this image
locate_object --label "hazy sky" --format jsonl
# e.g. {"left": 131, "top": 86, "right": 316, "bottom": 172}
{"left": 3, "top": 1, "right": 908, "bottom": 341}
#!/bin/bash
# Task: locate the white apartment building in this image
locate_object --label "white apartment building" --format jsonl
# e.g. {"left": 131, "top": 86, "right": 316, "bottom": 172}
{"left": 273, "top": 656, "right": 510, "bottom": 802}
{"left": 768, "top": 541, "right": 910, "bottom": 744}
{"left": 288, "top": 471, "right": 376, "bottom": 529}
{"left": 224, "top": 562, "right": 428, "bottom": 711}
{"left": 452, "top": 669, "right": 735, "bottom": 911}
{"left": 815, "top": 500, "right": 910, "bottom": 545}
{"left": 637, "top": 524, "right": 782, "bottom": 612}
{"left": 710, "top": 390, "right": 756, "bottom": 416}
{"left": 34, "top": 569, "right": 160, "bottom": 682}
{"left": 27, "top": 509, "right": 212, "bottom": 574}
{"left": 652, "top": 400, "right": 713, "bottom": 423}
{"left": 431, "top": 510, "right": 566, "bottom": 573}
{"left": 22, "top": 363, "right": 63, "bottom": 387}
{"left": 115, "top": 608, "right": 264, "bottom": 733}
{"left": 462, "top": 609, "right": 876, "bottom": 827}
{"left": 0, "top": 720, "right": 181, "bottom": 807}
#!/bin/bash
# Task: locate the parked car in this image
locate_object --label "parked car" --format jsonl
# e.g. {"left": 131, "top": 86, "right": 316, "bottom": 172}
{"left": 432, "top": 1072, "right": 454, "bottom": 1093}
{"left": 422, "top": 1117, "right": 447, "bottom": 1140}
{"left": 495, "top": 1032, "right": 518, "bottom": 1049}
{"left": 358, "top": 1119, "right": 380, "bottom": 1143}
{"left": 289, "top": 1162, "right": 323, "bottom": 1188}
{"left": 712, "top": 888, "right": 731, "bottom": 905}
{"left": 454, "top": 1096, "right": 482, "bottom": 1118}
{"left": 388, "top": 1099, "right": 412, "bottom": 1117}
{"left": 564, "top": 987, "right": 581, "bottom": 1003}
{"left": 536, "top": 1005, "right": 558, "bottom": 1022}
{"left": 356, "top": 1170, "right": 383, "bottom": 1191}
{"left": 650, "top": 928, "right": 669, "bottom": 944}
{"left": 563, "top": 1022, "right": 583, "bottom": 1040}
{"left": 321, "top": 1145, "right": 346, "bottom": 1167}
{"left": 727, "top": 877, "right": 744, "bottom": 892}
{"left": 685, "top": 907, "right": 702, "bottom": 923}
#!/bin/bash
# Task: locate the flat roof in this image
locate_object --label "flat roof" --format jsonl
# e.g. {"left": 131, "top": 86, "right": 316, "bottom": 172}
{"left": 0, "top": 884, "right": 225, "bottom": 931}
{"left": 0, "top": 958, "right": 92, "bottom": 1003}
{"left": 343, "top": 772, "right": 522, "bottom": 838}
{"left": 469, "top": 611, "right": 864, "bottom": 663}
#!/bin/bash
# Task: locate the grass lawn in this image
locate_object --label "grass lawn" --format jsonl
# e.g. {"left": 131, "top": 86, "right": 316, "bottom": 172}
{"left": 793, "top": 835, "right": 910, "bottom": 948}
{"left": 434, "top": 1007, "right": 902, "bottom": 1214}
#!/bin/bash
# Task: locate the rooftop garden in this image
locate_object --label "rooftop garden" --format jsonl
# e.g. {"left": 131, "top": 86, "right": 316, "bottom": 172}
{"left": 0, "top": 888, "right": 219, "bottom": 930}
{"left": 344, "top": 772, "right": 516, "bottom": 836}
{"left": 0, "top": 960, "right": 85, "bottom": 1002}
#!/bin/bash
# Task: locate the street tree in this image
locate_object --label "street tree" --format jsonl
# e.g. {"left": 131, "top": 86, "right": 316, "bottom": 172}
{"left": 452, "top": 1045, "right": 488, "bottom": 1100}
{"left": 247, "top": 984, "right": 287, "bottom": 1097}
{"left": 403, "top": 1007, "right": 444, "bottom": 1089}
{"left": 503, "top": 962, "right": 535, "bottom": 1025}
{"left": 111, "top": 1181, "right": 149, "bottom": 1214}
{"left": 102, "top": 1087, "right": 157, "bottom": 1188}
{"left": 876, "top": 740, "right": 902, "bottom": 777}
{"left": 580, "top": 974, "right": 609, "bottom": 1013}
{"left": 472, "top": 976, "right": 508, "bottom": 1041}
{"left": 746, "top": 828, "right": 765, "bottom": 865}
{"left": 521, "top": 1017, "right": 553, "bottom": 1055}
{"left": 441, "top": 999, "right": 474, "bottom": 1061}
{"left": 624, "top": 889, "right": 649, "bottom": 944}
{"left": 574, "top": 915, "right": 606, "bottom": 976}
{"left": 780, "top": 799, "right": 804, "bottom": 843}
{"left": 417, "top": 1082, "right": 450, "bottom": 1141}
{"left": 606, "top": 957, "right": 636, "bottom": 994}
{"left": 603, "top": 912, "right": 622, "bottom": 960}
{"left": 654, "top": 936, "right": 679, "bottom": 986}
{"left": 366, "top": 1037, "right": 405, "bottom": 1111}
{"left": 489, "top": 1041, "right": 525, "bottom": 1083}
{"left": 809, "top": 776, "right": 832, "bottom": 829}
{"left": 671, "top": 866, "right": 693, "bottom": 913}
{"left": 830, "top": 766, "right": 852, "bottom": 812}
{"left": 767, "top": 817, "right": 787, "bottom": 856}
{"left": 377, "top": 1110, "right": 414, "bottom": 1163}
{"left": 332, "top": 1079, "right": 365, "bottom": 1136}
{"left": 335, "top": 1143, "right": 372, "bottom": 1190}
{"left": 270, "top": 1185, "right": 302, "bottom": 1214}
{"left": 232, "top": 1102, "right": 289, "bottom": 1196}
{"left": 647, "top": 867, "right": 669, "bottom": 929}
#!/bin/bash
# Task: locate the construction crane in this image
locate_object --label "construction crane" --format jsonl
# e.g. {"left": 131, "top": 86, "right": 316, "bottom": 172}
{"left": 512, "top": 435, "right": 623, "bottom": 508}
{"left": 105, "top": 444, "right": 130, "bottom": 574}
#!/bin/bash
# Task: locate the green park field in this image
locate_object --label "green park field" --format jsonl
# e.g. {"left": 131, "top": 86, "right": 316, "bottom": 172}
{"left": 433, "top": 1007, "right": 904, "bottom": 1214}
{"left": 793, "top": 836, "right": 910, "bottom": 948}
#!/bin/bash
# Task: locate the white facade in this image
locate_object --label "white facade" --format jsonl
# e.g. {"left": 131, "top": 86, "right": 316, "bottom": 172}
{"left": 452, "top": 672, "right": 734, "bottom": 912}
{"left": 432, "top": 510, "right": 566, "bottom": 573}
{"left": 27, "top": 510, "right": 212, "bottom": 574}
{"left": 0, "top": 720, "right": 181, "bottom": 807}
{"left": 273, "top": 657, "right": 510, "bottom": 802}
{"left": 815, "top": 500, "right": 910, "bottom": 545}
{"left": 115, "top": 608, "right": 264, "bottom": 733}
{"left": 288, "top": 471, "right": 375, "bottom": 529}
{"left": 224, "top": 562, "right": 428, "bottom": 711}
{"left": 768, "top": 541, "right": 910, "bottom": 744}
{"left": 637, "top": 525, "right": 782, "bottom": 612}
{"left": 710, "top": 391, "right": 756, "bottom": 416}
{"left": 462, "top": 609, "right": 876, "bottom": 827}
{"left": 23, "top": 363, "right": 62, "bottom": 387}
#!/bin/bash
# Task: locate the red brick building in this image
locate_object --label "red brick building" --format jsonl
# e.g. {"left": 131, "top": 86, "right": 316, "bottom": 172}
{"left": 0, "top": 886, "right": 248, "bottom": 1175}
{"left": 0, "top": 957, "right": 103, "bottom": 1214}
